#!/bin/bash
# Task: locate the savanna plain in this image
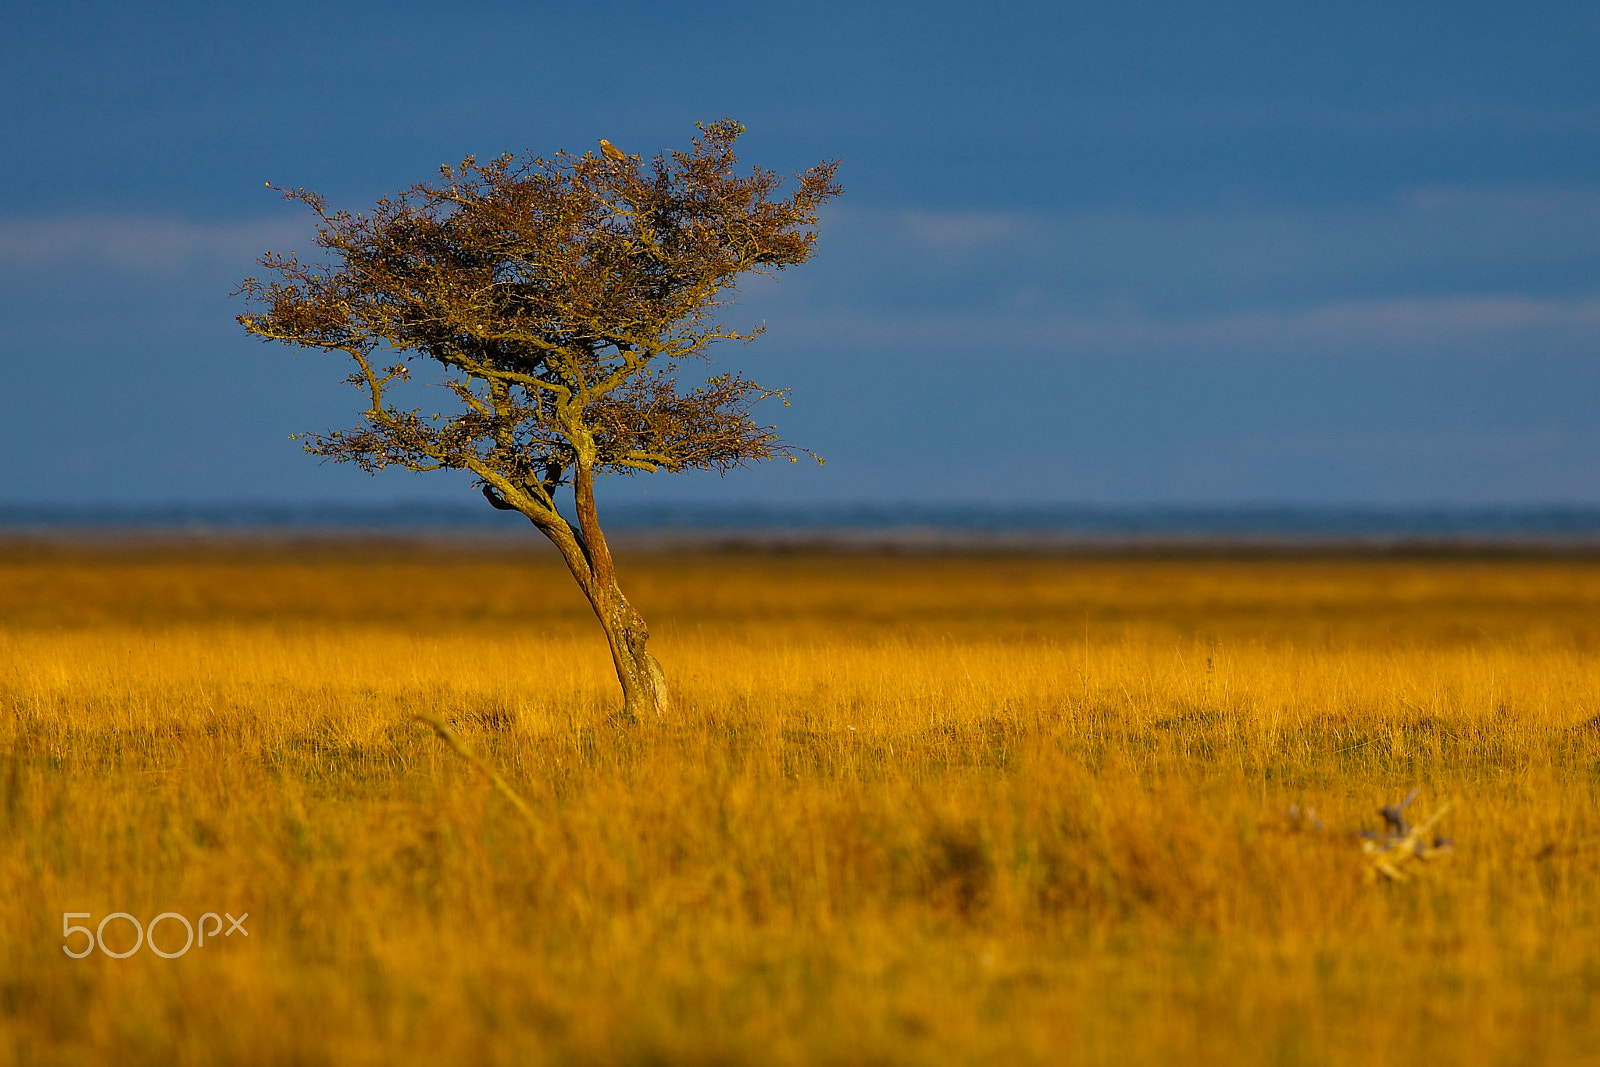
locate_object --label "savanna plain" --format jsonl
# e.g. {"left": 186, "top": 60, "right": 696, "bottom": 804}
{"left": 3, "top": 539, "right": 1599, "bottom": 1066}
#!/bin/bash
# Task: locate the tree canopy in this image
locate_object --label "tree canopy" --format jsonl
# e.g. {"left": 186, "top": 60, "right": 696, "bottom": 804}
{"left": 238, "top": 119, "right": 841, "bottom": 521}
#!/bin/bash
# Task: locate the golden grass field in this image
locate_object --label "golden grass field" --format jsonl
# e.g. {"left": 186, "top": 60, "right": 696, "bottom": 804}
{"left": 3, "top": 538, "right": 1600, "bottom": 1065}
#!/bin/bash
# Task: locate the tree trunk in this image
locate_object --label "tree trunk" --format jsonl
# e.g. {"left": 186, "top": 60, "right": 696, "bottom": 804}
{"left": 532, "top": 466, "right": 670, "bottom": 723}
{"left": 591, "top": 576, "right": 672, "bottom": 723}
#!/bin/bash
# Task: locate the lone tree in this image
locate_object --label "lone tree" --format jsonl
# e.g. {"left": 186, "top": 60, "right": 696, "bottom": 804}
{"left": 238, "top": 120, "right": 841, "bottom": 721}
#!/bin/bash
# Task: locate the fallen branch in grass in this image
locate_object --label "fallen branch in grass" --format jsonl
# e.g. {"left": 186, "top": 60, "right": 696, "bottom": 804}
{"left": 1356, "top": 788, "right": 1454, "bottom": 882}
{"left": 411, "top": 712, "right": 537, "bottom": 827}
{"left": 1282, "top": 790, "right": 1455, "bottom": 882}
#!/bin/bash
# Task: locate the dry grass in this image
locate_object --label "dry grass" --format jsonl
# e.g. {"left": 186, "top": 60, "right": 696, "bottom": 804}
{"left": 3, "top": 539, "right": 1600, "bottom": 1065}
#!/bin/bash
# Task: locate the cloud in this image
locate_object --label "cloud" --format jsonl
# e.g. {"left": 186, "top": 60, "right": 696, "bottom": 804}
{"left": 1119, "top": 293, "right": 1600, "bottom": 351}
{"left": 816, "top": 187, "right": 1600, "bottom": 291}
{"left": 750, "top": 189, "right": 1600, "bottom": 356}
{"left": 0, "top": 216, "right": 312, "bottom": 274}
{"left": 767, "top": 293, "right": 1600, "bottom": 356}
{"left": 898, "top": 210, "right": 1022, "bottom": 251}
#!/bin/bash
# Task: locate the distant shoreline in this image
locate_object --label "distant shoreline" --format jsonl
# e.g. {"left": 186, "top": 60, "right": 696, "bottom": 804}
{"left": 9, "top": 501, "right": 1600, "bottom": 552}
{"left": 9, "top": 526, "right": 1600, "bottom": 558}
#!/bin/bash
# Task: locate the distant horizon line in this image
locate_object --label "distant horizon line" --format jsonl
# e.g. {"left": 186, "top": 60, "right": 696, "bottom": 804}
{"left": 10, "top": 500, "right": 1600, "bottom": 539}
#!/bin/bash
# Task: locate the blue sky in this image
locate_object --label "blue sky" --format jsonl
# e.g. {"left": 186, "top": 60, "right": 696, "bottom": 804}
{"left": 2, "top": 1, "right": 1598, "bottom": 506}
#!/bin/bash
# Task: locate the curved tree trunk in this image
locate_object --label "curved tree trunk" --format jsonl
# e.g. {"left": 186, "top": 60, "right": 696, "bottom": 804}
{"left": 590, "top": 576, "right": 672, "bottom": 723}
{"left": 530, "top": 466, "right": 670, "bottom": 722}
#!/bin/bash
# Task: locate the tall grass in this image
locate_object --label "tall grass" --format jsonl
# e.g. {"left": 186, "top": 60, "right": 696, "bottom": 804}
{"left": 3, "top": 541, "right": 1599, "bottom": 1065}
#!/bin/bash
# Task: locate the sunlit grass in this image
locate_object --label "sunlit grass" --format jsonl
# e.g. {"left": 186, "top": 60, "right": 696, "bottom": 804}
{"left": 3, "top": 540, "right": 1599, "bottom": 1064}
